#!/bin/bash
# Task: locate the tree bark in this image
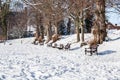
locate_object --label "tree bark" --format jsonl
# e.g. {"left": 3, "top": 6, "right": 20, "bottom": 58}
{"left": 81, "top": 6, "right": 84, "bottom": 42}
{"left": 35, "top": 12, "right": 44, "bottom": 40}
{"left": 81, "top": 23, "right": 84, "bottom": 42}
{"left": 93, "top": 0, "right": 106, "bottom": 44}
{"left": 75, "top": 17, "right": 80, "bottom": 42}
{"left": 67, "top": 18, "right": 71, "bottom": 35}
{"left": 0, "top": 2, "right": 10, "bottom": 40}
{"left": 46, "top": 21, "right": 52, "bottom": 42}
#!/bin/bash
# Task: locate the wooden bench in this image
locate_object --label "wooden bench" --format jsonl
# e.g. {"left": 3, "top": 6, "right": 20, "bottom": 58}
{"left": 85, "top": 45, "right": 99, "bottom": 56}
{"left": 64, "top": 43, "right": 71, "bottom": 50}
{"left": 57, "top": 44, "right": 64, "bottom": 50}
{"left": 47, "top": 43, "right": 52, "bottom": 47}
{"left": 0, "top": 40, "right": 4, "bottom": 43}
{"left": 52, "top": 43, "right": 57, "bottom": 48}
{"left": 0, "top": 39, "right": 6, "bottom": 43}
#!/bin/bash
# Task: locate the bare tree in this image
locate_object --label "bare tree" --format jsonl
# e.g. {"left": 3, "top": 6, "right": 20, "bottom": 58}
{"left": 68, "top": 0, "right": 94, "bottom": 42}
{"left": 23, "top": 0, "right": 66, "bottom": 43}
{"left": 106, "top": 0, "right": 120, "bottom": 14}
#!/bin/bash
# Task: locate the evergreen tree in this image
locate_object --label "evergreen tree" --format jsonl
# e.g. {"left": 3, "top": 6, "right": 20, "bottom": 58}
{"left": 67, "top": 18, "right": 71, "bottom": 35}
{"left": 0, "top": 0, "right": 10, "bottom": 39}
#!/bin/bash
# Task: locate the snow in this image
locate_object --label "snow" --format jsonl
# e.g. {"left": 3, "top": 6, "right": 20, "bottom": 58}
{"left": 0, "top": 30, "right": 120, "bottom": 80}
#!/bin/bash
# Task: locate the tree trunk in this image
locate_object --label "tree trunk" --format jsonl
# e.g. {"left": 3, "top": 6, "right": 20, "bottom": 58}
{"left": 40, "top": 25, "right": 44, "bottom": 39}
{"left": 36, "top": 13, "right": 44, "bottom": 40}
{"left": 36, "top": 26, "right": 40, "bottom": 39}
{"left": 0, "top": 2, "right": 10, "bottom": 40}
{"left": 67, "top": 18, "right": 71, "bottom": 35}
{"left": 99, "top": 0, "right": 106, "bottom": 43}
{"left": 93, "top": 0, "right": 106, "bottom": 44}
{"left": 55, "top": 26, "right": 58, "bottom": 34}
{"left": 75, "top": 17, "right": 80, "bottom": 42}
{"left": 81, "top": 7, "right": 84, "bottom": 42}
{"left": 39, "top": 13, "right": 44, "bottom": 39}
{"left": 81, "top": 23, "right": 84, "bottom": 42}
{"left": 46, "top": 21, "right": 52, "bottom": 42}
{"left": 0, "top": 0, "right": 1, "bottom": 7}
{"left": 55, "top": 20, "right": 59, "bottom": 35}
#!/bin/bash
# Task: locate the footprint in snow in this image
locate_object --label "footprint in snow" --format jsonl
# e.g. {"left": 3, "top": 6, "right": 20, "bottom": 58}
{"left": 20, "top": 69, "right": 27, "bottom": 77}
{"left": 61, "top": 56, "right": 66, "bottom": 60}
{"left": 1, "top": 75, "right": 6, "bottom": 79}
{"left": 76, "top": 63, "right": 80, "bottom": 67}
{"left": 39, "top": 74, "right": 52, "bottom": 80}
{"left": 31, "top": 72, "right": 35, "bottom": 78}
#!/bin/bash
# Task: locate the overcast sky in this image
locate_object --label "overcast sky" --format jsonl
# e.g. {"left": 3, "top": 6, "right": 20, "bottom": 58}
{"left": 108, "top": 13, "right": 120, "bottom": 25}
{"left": 106, "top": 8, "right": 120, "bottom": 26}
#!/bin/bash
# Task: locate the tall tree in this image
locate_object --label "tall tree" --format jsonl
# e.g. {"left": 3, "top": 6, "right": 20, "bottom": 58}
{"left": 93, "top": 0, "right": 106, "bottom": 44}
{"left": 23, "top": 0, "right": 66, "bottom": 42}
{"left": 68, "top": 0, "right": 93, "bottom": 42}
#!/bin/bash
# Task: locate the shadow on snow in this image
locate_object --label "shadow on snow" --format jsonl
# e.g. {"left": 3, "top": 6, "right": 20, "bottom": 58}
{"left": 98, "top": 50, "right": 116, "bottom": 55}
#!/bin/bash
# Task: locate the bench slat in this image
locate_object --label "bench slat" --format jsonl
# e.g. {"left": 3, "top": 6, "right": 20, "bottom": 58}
{"left": 85, "top": 45, "right": 99, "bottom": 56}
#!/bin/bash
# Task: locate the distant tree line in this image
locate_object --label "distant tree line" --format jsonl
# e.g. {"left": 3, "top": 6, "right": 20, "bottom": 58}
{"left": 0, "top": 0, "right": 120, "bottom": 44}
{"left": 22, "top": 0, "right": 106, "bottom": 44}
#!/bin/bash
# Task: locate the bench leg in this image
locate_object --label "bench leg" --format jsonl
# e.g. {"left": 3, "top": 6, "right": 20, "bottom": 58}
{"left": 85, "top": 49, "right": 87, "bottom": 55}
{"left": 96, "top": 53, "right": 98, "bottom": 55}
{"left": 96, "top": 51, "right": 98, "bottom": 55}
{"left": 90, "top": 51, "right": 92, "bottom": 56}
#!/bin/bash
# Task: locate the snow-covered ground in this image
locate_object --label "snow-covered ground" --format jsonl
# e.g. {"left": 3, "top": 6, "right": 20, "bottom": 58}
{"left": 0, "top": 30, "right": 120, "bottom": 80}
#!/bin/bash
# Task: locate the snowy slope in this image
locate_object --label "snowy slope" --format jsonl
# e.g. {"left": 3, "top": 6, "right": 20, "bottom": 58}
{"left": 0, "top": 30, "right": 120, "bottom": 80}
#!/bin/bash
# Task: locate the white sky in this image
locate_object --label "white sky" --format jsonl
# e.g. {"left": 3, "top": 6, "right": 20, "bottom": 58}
{"left": 106, "top": 8, "right": 120, "bottom": 26}
{"left": 107, "top": 13, "right": 120, "bottom": 26}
